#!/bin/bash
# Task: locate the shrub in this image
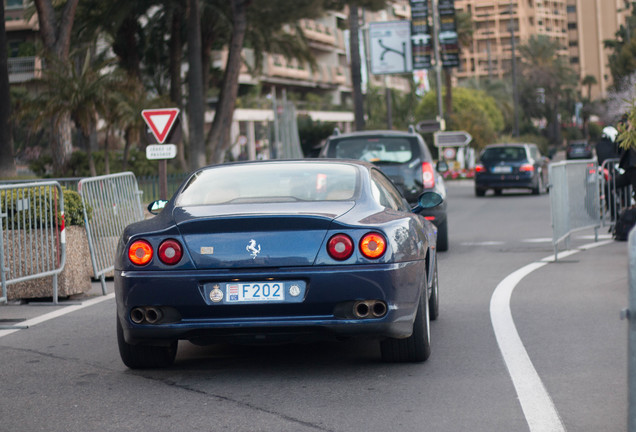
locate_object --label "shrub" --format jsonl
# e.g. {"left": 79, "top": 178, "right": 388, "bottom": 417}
{"left": 1, "top": 187, "right": 90, "bottom": 229}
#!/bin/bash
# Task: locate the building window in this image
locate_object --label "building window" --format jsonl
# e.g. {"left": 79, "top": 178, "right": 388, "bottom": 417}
{"left": 570, "top": 57, "right": 579, "bottom": 64}
{"left": 568, "top": 22, "right": 577, "bottom": 30}
{"left": 567, "top": 5, "right": 576, "bottom": 13}
{"left": 6, "top": 0, "right": 23, "bottom": 9}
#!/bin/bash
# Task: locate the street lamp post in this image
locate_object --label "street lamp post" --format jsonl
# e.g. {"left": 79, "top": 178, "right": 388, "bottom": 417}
{"left": 510, "top": 0, "right": 520, "bottom": 137}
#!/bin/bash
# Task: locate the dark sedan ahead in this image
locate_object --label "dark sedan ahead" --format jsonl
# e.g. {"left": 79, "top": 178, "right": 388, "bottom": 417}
{"left": 474, "top": 143, "right": 549, "bottom": 196}
{"left": 115, "top": 160, "right": 443, "bottom": 368}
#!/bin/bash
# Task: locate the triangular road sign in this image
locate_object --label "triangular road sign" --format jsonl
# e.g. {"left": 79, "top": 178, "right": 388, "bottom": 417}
{"left": 141, "top": 108, "right": 180, "bottom": 144}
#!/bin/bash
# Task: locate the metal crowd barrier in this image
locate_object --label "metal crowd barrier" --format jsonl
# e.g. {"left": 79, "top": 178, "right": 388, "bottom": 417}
{"left": 78, "top": 172, "right": 144, "bottom": 294}
{"left": 0, "top": 181, "right": 66, "bottom": 304}
{"left": 549, "top": 160, "right": 600, "bottom": 260}
{"left": 628, "top": 229, "right": 636, "bottom": 432}
{"left": 600, "top": 158, "right": 633, "bottom": 229}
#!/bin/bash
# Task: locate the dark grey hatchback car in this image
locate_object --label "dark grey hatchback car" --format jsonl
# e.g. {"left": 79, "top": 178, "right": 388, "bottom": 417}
{"left": 319, "top": 128, "right": 449, "bottom": 251}
{"left": 474, "top": 143, "right": 549, "bottom": 196}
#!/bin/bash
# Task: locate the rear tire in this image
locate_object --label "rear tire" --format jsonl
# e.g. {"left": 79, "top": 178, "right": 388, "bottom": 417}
{"left": 380, "top": 281, "right": 431, "bottom": 363}
{"left": 475, "top": 187, "right": 486, "bottom": 197}
{"left": 436, "top": 220, "right": 449, "bottom": 252}
{"left": 532, "top": 175, "right": 542, "bottom": 195}
{"left": 117, "top": 316, "right": 177, "bottom": 369}
{"left": 429, "top": 258, "right": 439, "bottom": 321}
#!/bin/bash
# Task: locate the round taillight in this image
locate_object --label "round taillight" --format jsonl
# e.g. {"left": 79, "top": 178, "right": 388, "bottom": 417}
{"left": 128, "top": 240, "right": 153, "bottom": 266}
{"left": 327, "top": 233, "right": 354, "bottom": 261}
{"left": 158, "top": 239, "right": 183, "bottom": 265}
{"left": 359, "top": 232, "right": 387, "bottom": 259}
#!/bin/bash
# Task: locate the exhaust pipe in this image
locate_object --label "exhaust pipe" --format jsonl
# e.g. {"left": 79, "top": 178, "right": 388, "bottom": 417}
{"left": 352, "top": 300, "right": 387, "bottom": 319}
{"left": 353, "top": 301, "right": 370, "bottom": 319}
{"left": 130, "top": 307, "right": 145, "bottom": 324}
{"left": 145, "top": 307, "right": 163, "bottom": 324}
{"left": 372, "top": 301, "right": 387, "bottom": 318}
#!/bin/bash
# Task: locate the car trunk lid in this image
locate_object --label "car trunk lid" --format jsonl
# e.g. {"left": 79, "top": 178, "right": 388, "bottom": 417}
{"left": 173, "top": 201, "right": 355, "bottom": 269}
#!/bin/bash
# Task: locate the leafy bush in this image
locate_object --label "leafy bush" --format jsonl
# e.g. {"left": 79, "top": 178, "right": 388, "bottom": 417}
{"left": 1, "top": 187, "right": 90, "bottom": 229}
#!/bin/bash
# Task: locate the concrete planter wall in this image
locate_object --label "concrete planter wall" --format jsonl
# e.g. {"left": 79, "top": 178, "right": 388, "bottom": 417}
{"left": 7, "top": 226, "right": 93, "bottom": 300}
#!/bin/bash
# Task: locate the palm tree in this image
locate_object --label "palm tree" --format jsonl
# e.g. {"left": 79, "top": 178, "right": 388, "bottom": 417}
{"left": 17, "top": 49, "right": 114, "bottom": 176}
{"left": 517, "top": 35, "right": 577, "bottom": 144}
{"left": 581, "top": 74, "right": 597, "bottom": 100}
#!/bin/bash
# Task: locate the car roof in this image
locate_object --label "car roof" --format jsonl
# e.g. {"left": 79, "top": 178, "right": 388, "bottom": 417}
{"left": 483, "top": 143, "right": 534, "bottom": 148}
{"left": 329, "top": 129, "right": 419, "bottom": 139}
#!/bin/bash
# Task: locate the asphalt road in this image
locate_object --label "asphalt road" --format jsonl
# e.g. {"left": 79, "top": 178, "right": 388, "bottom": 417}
{"left": 0, "top": 181, "right": 628, "bottom": 432}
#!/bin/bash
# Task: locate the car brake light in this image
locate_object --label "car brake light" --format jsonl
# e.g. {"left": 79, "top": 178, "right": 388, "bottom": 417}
{"left": 327, "top": 234, "right": 354, "bottom": 260}
{"left": 422, "top": 162, "right": 435, "bottom": 188}
{"left": 359, "top": 232, "right": 387, "bottom": 259}
{"left": 158, "top": 239, "right": 183, "bottom": 265}
{"left": 129, "top": 240, "right": 153, "bottom": 266}
{"left": 520, "top": 164, "right": 534, "bottom": 172}
{"left": 475, "top": 164, "right": 485, "bottom": 173}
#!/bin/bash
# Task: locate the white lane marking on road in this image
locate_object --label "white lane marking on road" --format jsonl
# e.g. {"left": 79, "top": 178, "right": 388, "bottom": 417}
{"left": 460, "top": 241, "right": 505, "bottom": 246}
{"left": 490, "top": 239, "right": 613, "bottom": 432}
{"left": 0, "top": 293, "right": 115, "bottom": 339}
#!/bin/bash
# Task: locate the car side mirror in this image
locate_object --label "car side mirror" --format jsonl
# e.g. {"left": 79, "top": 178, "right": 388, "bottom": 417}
{"left": 411, "top": 191, "right": 443, "bottom": 214}
{"left": 436, "top": 160, "right": 449, "bottom": 173}
{"left": 148, "top": 199, "right": 169, "bottom": 215}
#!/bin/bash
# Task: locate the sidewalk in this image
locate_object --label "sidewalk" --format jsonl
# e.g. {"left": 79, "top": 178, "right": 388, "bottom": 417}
{"left": 0, "top": 278, "right": 115, "bottom": 327}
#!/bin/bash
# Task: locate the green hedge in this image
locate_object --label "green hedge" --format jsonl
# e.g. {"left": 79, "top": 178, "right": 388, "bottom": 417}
{"left": 1, "top": 187, "right": 91, "bottom": 229}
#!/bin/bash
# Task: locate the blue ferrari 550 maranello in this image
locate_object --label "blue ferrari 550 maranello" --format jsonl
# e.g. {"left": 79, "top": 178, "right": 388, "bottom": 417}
{"left": 115, "top": 159, "right": 443, "bottom": 368}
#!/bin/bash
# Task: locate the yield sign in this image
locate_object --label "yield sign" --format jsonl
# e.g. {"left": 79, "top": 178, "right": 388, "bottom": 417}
{"left": 141, "top": 108, "right": 180, "bottom": 144}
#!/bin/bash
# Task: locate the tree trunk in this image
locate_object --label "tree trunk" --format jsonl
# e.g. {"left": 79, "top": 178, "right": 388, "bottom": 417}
{"left": 0, "top": 1, "right": 15, "bottom": 178}
{"left": 349, "top": 6, "right": 365, "bottom": 131}
{"left": 33, "top": 0, "right": 79, "bottom": 174}
{"left": 207, "top": 0, "right": 249, "bottom": 164}
{"left": 104, "top": 127, "right": 111, "bottom": 175}
{"left": 169, "top": 4, "right": 187, "bottom": 172}
{"left": 187, "top": 0, "right": 206, "bottom": 171}
{"left": 444, "top": 68, "right": 453, "bottom": 117}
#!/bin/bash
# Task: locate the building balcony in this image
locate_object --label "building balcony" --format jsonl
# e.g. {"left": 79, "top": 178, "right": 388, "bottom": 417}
{"left": 300, "top": 19, "right": 336, "bottom": 46}
{"left": 8, "top": 56, "right": 41, "bottom": 83}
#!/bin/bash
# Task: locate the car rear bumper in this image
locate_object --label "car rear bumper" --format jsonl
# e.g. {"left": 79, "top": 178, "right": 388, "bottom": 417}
{"left": 115, "top": 261, "right": 427, "bottom": 345}
{"left": 475, "top": 173, "right": 536, "bottom": 189}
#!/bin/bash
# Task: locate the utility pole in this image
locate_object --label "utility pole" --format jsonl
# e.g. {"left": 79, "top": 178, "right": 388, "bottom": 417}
{"left": 510, "top": 0, "right": 520, "bottom": 137}
{"left": 431, "top": 0, "right": 444, "bottom": 127}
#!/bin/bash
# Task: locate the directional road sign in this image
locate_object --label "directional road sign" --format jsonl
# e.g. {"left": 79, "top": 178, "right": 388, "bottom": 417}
{"left": 433, "top": 130, "right": 472, "bottom": 147}
{"left": 141, "top": 108, "right": 180, "bottom": 144}
{"left": 369, "top": 21, "right": 413, "bottom": 75}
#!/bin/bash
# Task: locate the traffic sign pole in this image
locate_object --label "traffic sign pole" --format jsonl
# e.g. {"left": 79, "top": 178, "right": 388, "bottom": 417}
{"left": 141, "top": 108, "right": 180, "bottom": 201}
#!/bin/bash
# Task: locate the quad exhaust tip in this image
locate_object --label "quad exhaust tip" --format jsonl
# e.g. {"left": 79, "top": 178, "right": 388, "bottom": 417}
{"left": 130, "top": 307, "right": 164, "bottom": 324}
{"left": 353, "top": 300, "right": 387, "bottom": 319}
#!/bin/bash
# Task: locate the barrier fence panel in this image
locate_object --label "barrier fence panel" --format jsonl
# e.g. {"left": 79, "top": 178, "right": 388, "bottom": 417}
{"left": 628, "top": 229, "right": 636, "bottom": 432}
{"left": 78, "top": 172, "right": 144, "bottom": 294}
{"left": 0, "top": 181, "right": 66, "bottom": 304}
{"left": 549, "top": 160, "right": 600, "bottom": 260}
{"left": 600, "top": 158, "right": 633, "bottom": 229}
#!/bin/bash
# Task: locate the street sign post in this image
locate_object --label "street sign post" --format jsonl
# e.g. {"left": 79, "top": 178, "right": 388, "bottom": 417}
{"left": 434, "top": 130, "right": 472, "bottom": 147}
{"left": 141, "top": 108, "right": 180, "bottom": 200}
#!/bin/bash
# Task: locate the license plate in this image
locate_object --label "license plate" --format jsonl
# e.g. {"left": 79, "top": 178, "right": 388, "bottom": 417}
{"left": 203, "top": 280, "right": 306, "bottom": 304}
{"left": 227, "top": 282, "right": 285, "bottom": 302}
{"left": 492, "top": 166, "right": 512, "bottom": 174}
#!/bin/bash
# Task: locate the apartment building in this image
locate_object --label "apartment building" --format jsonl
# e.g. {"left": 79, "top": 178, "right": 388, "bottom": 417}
{"left": 454, "top": 0, "right": 568, "bottom": 81}
{"left": 567, "top": 0, "right": 630, "bottom": 100}
{"left": 454, "top": 0, "right": 628, "bottom": 100}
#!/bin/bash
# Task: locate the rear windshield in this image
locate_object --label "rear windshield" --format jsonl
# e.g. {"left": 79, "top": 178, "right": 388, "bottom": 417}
{"left": 176, "top": 163, "right": 359, "bottom": 206}
{"left": 481, "top": 147, "right": 526, "bottom": 162}
{"left": 327, "top": 136, "right": 417, "bottom": 163}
